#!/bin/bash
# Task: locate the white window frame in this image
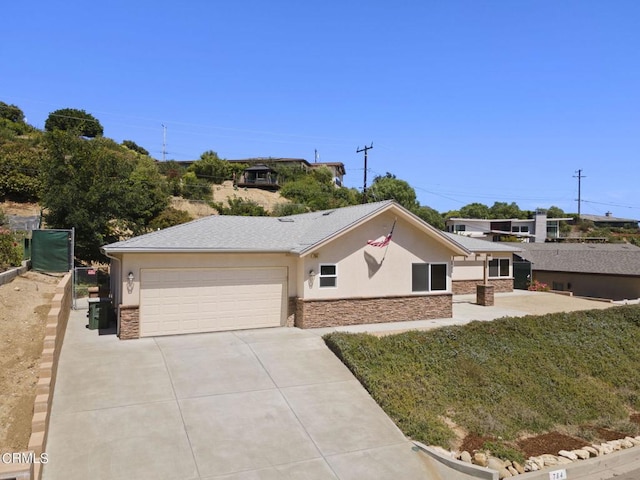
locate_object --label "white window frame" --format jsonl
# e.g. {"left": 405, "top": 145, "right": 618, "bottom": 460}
{"left": 319, "top": 263, "right": 337, "bottom": 288}
{"left": 412, "top": 263, "right": 448, "bottom": 292}
{"left": 488, "top": 258, "right": 510, "bottom": 278}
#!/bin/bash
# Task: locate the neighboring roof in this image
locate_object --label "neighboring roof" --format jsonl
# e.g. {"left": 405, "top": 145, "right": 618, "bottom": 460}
{"left": 7, "top": 215, "right": 41, "bottom": 232}
{"left": 102, "top": 201, "right": 471, "bottom": 256}
{"left": 446, "top": 217, "right": 571, "bottom": 222}
{"left": 516, "top": 242, "right": 640, "bottom": 276}
{"left": 443, "top": 233, "right": 522, "bottom": 253}
{"left": 243, "top": 164, "right": 274, "bottom": 172}
{"left": 580, "top": 213, "right": 638, "bottom": 224}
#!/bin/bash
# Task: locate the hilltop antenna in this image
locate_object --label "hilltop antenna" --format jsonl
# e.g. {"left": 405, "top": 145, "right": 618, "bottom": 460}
{"left": 314, "top": 149, "right": 319, "bottom": 163}
{"left": 574, "top": 169, "right": 585, "bottom": 218}
{"left": 357, "top": 142, "right": 373, "bottom": 203}
{"left": 161, "top": 124, "right": 167, "bottom": 161}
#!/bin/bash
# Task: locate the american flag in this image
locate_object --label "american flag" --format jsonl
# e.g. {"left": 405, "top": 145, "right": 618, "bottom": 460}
{"left": 367, "top": 220, "right": 396, "bottom": 248}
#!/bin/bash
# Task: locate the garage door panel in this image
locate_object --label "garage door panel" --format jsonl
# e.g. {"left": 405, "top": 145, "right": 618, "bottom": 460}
{"left": 140, "top": 267, "right": 287, "bottom": 337}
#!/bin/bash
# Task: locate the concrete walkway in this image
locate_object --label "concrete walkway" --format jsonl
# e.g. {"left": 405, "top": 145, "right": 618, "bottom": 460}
{"left": 43, "top": 300, "right": 455, "bottom": 480}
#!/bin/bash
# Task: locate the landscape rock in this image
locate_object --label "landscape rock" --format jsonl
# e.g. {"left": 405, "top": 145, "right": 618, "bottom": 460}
{"left": 459, "top": 451, "right": 472, "bottom": 463}
{"left": 488, "top": 457, "right": 506, "bottom": 471}
{"left": 620, "top": 438, "right": 634, "bottom": 449}
{"left": 529, "top": 456, "right": 545, "bottom": 470}
{"left": 507, "top": 465, "right": 519, "bottom": 476}
{"left": 583, "top": 446, "right": 599, "bottom": 457}
{"left": 626, "top": 436, "right": 640, "bottom": 446}
{"left": 573, "top": 449, "right": 590, "bottom": 460}
{"left": 539, "top": 454, "right": 560, "bottom": 466}
{"left": 473, "top": 452, "right": 488, "bottom": 467}
{"left": 498, "top": 467, "right": 512, "bottom": 479}
{"left": 556, "top": 456, "right": 573, "bottom": 464}
{"left": 513, "top": 461, "right": 525, "bottom": 474}
{"left": 524, "top": 459, "right": 539, "bottom": 472}
{"left": 599, "top": 443, "right": 614, "bottom": 455}
{"left": 558, "top": 449, "right": 578, "bottom": 461}
{"left": 608, "top": 440, "right": 622, "bottom": 451}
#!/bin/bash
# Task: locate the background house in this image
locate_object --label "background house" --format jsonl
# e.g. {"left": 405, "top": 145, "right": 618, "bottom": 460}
{"left": 515, "top": 242, "right": 640, "bottom": 300}
{"left": 102, "top": 201, "right": 470, "bottom": 339}
{"left": 446, "top": 210, "right": 571, "bottom": 242}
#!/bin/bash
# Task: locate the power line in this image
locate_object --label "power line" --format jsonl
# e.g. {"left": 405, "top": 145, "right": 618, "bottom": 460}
{"left": 573, "top": 169, "right": 586, "bottom": 218}
{"left": 356, "top": 143, "right": 373, "bottom": 203}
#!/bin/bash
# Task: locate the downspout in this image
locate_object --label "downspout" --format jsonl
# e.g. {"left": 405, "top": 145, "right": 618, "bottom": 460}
{"left": 102, "top": 251, "right": 122, "bottom": 337}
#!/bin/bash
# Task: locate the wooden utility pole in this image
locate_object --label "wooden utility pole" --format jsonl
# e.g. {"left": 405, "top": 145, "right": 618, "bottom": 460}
{"left": 574, "top": 169, "right": 585, "bottom": 218}
{"left": 357, "top": 143, "right": 373, "bottom": 203}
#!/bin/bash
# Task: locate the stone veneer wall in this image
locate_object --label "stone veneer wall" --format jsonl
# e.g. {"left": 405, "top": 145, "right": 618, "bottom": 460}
{"left": 453, "top": 278, "right": 514, "bottom": 295}
{"left": 119, "top": 305, "right": 140, "bottom": 340}
{"left": 286, "top": 297, "right": 297, "bottom": 327}
{"left": 295, "top": 294, "right": 452, "bottom": 329}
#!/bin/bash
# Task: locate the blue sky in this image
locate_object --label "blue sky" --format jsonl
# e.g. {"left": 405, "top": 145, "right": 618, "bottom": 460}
{"left": 3, "top": 1, "right": 639, "bottom": 217}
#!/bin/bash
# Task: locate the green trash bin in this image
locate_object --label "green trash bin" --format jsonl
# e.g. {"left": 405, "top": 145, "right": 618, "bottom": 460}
{"left": 87, "top": 298, "right": 111, "bottom": 330}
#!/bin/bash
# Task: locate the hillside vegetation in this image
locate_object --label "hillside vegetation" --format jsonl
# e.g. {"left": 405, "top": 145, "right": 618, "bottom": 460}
{"left": 325, "top": 305, "right": 640, "bottom": 455}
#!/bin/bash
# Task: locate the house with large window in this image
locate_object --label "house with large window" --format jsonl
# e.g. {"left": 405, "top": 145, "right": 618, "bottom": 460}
{"left": 102, "top": 201, "right": 470, "bottom": 339}
{"left": 445, "top": 210, "right": 572, "bottom": 243}
{"left": 227, "top": 158, "right": 346, "bottom": 188}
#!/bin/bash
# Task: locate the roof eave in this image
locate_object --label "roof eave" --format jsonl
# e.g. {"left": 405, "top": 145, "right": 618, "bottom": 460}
{"left": 101, "top": 247, "right": 293, "bottom": 255}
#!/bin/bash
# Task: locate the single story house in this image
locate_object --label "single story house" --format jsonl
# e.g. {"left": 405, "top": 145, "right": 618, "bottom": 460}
{"left": 515, "top": 242, "right": 640, "bottom": 301}
{"left": 579, "top": 213, "right": 639, "bottom": 229}
{"left": 101, "top": 201, "right": 471, "bottom": 339}
{"left": 443, "top": 233, "right": 522, "bottom": 294}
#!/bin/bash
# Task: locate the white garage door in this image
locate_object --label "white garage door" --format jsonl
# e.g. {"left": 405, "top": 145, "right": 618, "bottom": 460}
{"left": 140, "top": 267, "right": 287, "bottom": 337}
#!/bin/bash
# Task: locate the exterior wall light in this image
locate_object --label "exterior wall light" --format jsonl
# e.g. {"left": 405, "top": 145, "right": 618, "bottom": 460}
{"left": 127, "top": 272, "right": 135, "bottom": 294}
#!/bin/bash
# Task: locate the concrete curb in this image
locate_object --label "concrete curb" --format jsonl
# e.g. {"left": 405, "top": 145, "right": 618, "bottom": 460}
{"left": 0, "top": 260, "right": 30, "bottom": 287}
{"left": 415, "top": 440, "right": 640, "bottom": 480}
{"left": 0, "top": 273, "right": 72, "bottom": 480}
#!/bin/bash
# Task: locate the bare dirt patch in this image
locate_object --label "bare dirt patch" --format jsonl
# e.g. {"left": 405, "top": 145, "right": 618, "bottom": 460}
{"left": 0, "top": 271, "right": 60, "bottom": 451}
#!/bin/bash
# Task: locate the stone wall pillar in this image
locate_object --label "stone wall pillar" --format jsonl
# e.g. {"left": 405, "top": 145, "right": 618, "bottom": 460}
{"left": 476, "top": 284, "right": 495, "bottom": 306}
{"left": 118, "top": 305, "right": 140, "bottom": 339}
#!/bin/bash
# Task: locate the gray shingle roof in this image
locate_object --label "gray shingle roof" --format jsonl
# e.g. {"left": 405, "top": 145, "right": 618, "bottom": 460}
{"left": 104, "top": 200, "right": 457, "bottom": 255}
{"left": 516, "top": 242, "right": 640, "bottom": 276}
{"left": 580, "top": 213, "right": 638, "bottom": 223}
{"left": 442, "top": 233, "right": 522, "bottom": 253}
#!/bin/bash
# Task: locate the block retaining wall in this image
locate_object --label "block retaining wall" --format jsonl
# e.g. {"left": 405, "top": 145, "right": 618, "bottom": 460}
{"left": 452, "top": 278, "right": 514, "bottom": 295}
{"left": 0, "top": 273, "right": 72, "bottom": 480}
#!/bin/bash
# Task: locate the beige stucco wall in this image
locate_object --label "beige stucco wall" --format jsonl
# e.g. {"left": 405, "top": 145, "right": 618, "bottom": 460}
{"left": 117, "top": 252, "right": 297, "bottom": 306}
{"left": 300, "top": 212, "right": 457, "bottom": 300}
{"left": 452, "top": 254, "right": 514, "bottom": 281}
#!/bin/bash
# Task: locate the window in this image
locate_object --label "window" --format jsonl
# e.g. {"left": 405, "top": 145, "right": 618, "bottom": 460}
{"left": 489, "top": 258, "right": 510, "bottom": 278}
{"left": 453, "top": 224, "right": 466, "bottom": 233}
{"left": 511, "top": 225, "right": 530, "bottom": 233}
{"left": 319, "top": 264, "right": 337, "bottom": 288}
{"left": 412, "top": 263, "right": 447, "bottom": 292}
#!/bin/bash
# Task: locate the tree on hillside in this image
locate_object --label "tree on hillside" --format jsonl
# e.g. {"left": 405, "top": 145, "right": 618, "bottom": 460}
{"left": 459, "top": 202, "right": 490, "bottom": 219}
{"left": 40, "top": 131, "right": 168, "bottom": 261}
{"left": 121, "top": 140, "right": 149, "bottom": 156}
{"left": 149, "top": 207, "right": 193, "bottom": 230}
{"left": 367, "top": 173, "right": 418, "bottom": 211}
{"left": 0, "top": 141, "right": 44, "bottom": 201}
{"left": 279, "top": 167, "right": 359, "bottom": 211}
{"left": 546, "top": 206, "right": 566, "bottom": 218}
{"left": 490, "top": 201, "right": 523, "bottom": 219}
{"left": 188, "top": 150, "right": 245, "bottom": 184}
{"left": 44, "top": 108, "right": 104, "bottom": 137}
{"left": 214, "top": 196, "right": 268, "bottom": 216}
{"left": 0, "top": 102, "right": 25, "bottom": 123}
{"left": 414, "top": 205, "right": 445, "bottom": 230}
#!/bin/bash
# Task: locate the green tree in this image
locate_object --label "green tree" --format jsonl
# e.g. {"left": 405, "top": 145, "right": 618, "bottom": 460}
{"left": 181, "top": 171, "right": 211, "bottom": 201}
{"left": 271, "top": 202, "right": 309, "bottom": 216}
{"left": 0, "top": 227, "right": 22, "bottom": 270}
{"left": 489, "top": 201, "right": 523, "bottom": 219}
{"left": 280, "top": 167, "right": 358, "bottom": 211}
{"left": 188, "top": 150, "right": 232, "bottom": 184}
{"left": 149, "top": 207, "right": 193, "bottom": 230}
{"left": 0, "top": 102, "right": 25, "bottom": 123}
{"left": 158, "top": 160, "right": 187, "bottom": 196}
{"left": 40, "top": 131, "right": 168, "bottom": 261}
{"left": 214, "top": 196, "right": 268, "bottom": 216}
{"left": 121, "top": 140, "right": 149, "bottom": 156}
{"left": 367, "top": 173, "right": 418, "bottom": 211}
{"left": 459, "top": 202, "right": 490, "bottom": 218}
{"left": 44, "top": 108, "right": 104, "bottom": 137}
{"left": 546, "top": 206, "right": 566, "bottom": 218}
{"left": 0, "top": 140, "right": 44, "bottom": 201}
{"left": 414, "top": 205, "right": 445, "bottom": 230}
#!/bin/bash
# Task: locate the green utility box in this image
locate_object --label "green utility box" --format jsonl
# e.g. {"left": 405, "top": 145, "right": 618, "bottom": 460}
{"left": 87, "top": 298, "right": 111, "bottom": 330}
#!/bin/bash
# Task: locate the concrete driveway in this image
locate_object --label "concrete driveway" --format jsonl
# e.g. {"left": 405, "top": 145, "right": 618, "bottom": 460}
{"left": 43, "top": 302, "right": 448, "bottom": 480}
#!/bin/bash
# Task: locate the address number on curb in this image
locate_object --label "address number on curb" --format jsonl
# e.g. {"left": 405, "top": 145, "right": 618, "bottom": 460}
{"left": 549, "top": 469, "right": 567, "bottom": 480}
